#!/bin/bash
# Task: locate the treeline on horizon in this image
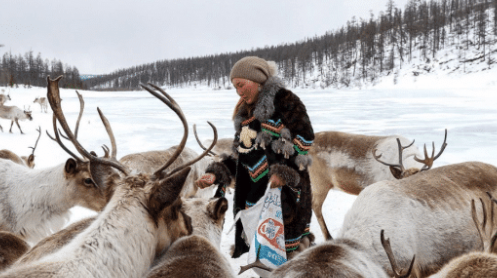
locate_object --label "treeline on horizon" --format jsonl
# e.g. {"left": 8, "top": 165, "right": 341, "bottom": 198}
{"left": 83, "top": 0, "right": 497, "bottom": 90}
{"left": 0, "top": 50, "right": 86, "bottom": 89}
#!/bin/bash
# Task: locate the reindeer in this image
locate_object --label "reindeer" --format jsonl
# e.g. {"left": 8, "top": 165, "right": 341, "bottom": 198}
{"left": 309, "top": 130, "right": 447, "bottom": 239}
{"left": 0, "top": 93, "right": 11, "bottom": 105}
{"left": 240, "top": 229, "right": 414, "bottom": 278}
{"left": 0, "top": 79, "right": 217, "bottom": 278}
{"left": 0, "top": 79, "right": 122, "bottom": 243}
{"left": 0, "top": 126, "right": 42, "bottom": 168}
{"left": 33, "top": 97, "right": 48, "bottom": 113}
{"left": 0, "top": 231, "right": 30, "bottom": 271}
{"left": 0, "top": 105, "right": 33, "bottom": 134}
{"left": 336, "top": 161, "right": 497, "bottom": 277}
{"left": 427, "top": 193, "right": 497, "bottom": 277}
{"left": 146, "top": 196, "right": 234, "bottom": 278}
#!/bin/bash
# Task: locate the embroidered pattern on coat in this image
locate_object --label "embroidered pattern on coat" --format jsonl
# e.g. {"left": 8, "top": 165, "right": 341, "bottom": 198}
{"left": 261, "top": 119, "right": 285, "bottom": 138}
{"left": 293, "top": 135, "right": 313, "bottom": 155}
{"left": 242, "top": 155, "right": 269, "bottom": 182}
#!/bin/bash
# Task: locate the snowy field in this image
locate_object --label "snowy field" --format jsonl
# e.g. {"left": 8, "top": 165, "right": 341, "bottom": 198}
{"left": 1, "top": 70, "right": 497, "bottom": 277}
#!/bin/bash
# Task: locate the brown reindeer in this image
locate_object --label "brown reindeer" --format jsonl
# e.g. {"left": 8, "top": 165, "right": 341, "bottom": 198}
{"left": 146, "top": 197, "right": 234, "bottom": 278}
{"left": 0, "top": 80, "right": 217, "bottom": 278}
{"left": 0, "top": 126, "right": 41, "bottom": 168}
{"left": 310, "top": 130, "right": 447, "bottom": 239}
{"left": 427, "top": 193, "right": 497, "bottom": 277}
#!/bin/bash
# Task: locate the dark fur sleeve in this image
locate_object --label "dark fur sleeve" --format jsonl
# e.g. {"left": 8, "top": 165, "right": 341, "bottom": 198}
{"left": 274, "top": 89, "right": 314, "bottom": 169}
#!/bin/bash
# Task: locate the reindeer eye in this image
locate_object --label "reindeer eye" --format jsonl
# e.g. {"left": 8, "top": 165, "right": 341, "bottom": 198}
{"left": 84, "top": 178, "right": 93, "bottom": 185}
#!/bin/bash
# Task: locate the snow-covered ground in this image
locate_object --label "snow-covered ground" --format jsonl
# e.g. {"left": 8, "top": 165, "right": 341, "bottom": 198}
{"left": 1, "top": 69, "right": 497, "bottom": 277}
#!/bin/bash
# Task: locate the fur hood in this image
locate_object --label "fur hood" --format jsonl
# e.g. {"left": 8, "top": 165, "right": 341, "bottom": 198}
{"left": 234, "top": 76, "right": 286, "bottom": 132}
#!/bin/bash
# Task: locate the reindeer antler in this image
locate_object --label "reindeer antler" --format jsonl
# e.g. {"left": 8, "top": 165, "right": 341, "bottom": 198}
{"left": 381, "top": 230, "right": 416, "bottom": 278}
{"left": 471, "top": 192, "right": 497, "bottom": 253}
{"left": 74, "top": 91, "right": 84, "bottom": 139}
{"left": 414, "top": 129, "right": 448, "bottom": 171}
{"left": 194, "top": 123, "right": 218, "bottom": 157}
{"left": 46, "top": 75, "right": 129, "bottom": 176}
{"left": 373, "top": 138, "right": 415, "bottom": 174}
{"left": 28, "top": 126, "right": 42, "bottom": 156}
{"left": 140, "top": 83, "right": 217, "bottom": 179}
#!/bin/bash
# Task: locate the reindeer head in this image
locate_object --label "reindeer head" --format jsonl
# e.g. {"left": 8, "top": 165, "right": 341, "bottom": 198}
{"left": 182, "top": 197, "right": 228, "bottom": 244}
{"left": 46, "top": 76, "right": 127, "bottom": 211}
{"left": 33, "top": 98, "right": 38, "bottom": 103}
{"left": 22, "top": 106, "right": 33, "bottom": 121}
{"left": 373, "top": 130, "right": 448, "bottom": 179}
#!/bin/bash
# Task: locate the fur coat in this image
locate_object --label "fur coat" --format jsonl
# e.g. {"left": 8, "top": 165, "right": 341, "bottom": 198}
{"left": 207, "top": 76, "right": 314, "bottom": 258}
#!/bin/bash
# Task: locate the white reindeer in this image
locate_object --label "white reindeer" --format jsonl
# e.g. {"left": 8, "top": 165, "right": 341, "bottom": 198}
{"left": 0, "top": 105, "right": 33, "bottom": 134}
{"left": 428, "top": 193, "right": 497, "bottom": 277}
{"left": 337, "top": 161, "right": 497, "bottom": 277}
{"left": 309, "top": 130, "right": 447, "bottom": 239}
{"left": 0, "top": 126, "right": 42, "bottom": 168}
{"left": 0, "top": 80, "right": 216, "bottom": 278}
{"left": 146, "top": 196, "right": 234, "bottom": 278}
{"left": 0, "top": 78, "right": 124, "bottom": 243}
{"left": 0, "top": 93, "right": 11, "bottom": 105}
{"left": 33, "top": 97, "right": 48, "bottom": 113}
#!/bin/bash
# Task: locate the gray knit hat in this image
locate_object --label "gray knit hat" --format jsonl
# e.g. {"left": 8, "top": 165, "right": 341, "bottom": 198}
{"left": 230, "top": 56, "right": 277, "bottom": 84}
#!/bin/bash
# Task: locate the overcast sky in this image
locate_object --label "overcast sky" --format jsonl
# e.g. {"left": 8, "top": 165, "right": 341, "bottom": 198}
{"left": 1, "top": 0, "right": 410, "bottom": 74}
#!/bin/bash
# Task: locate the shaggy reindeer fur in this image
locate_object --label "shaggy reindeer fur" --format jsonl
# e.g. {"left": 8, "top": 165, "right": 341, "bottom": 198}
{"left": 119, "top": 146, "right": 213, "bottom": 198}
{"left": 309, "top": 131, "right": 424, "bottom": 239}
{"left": 339, "top": 161, "right": 497, "bottom": 277}
{"left": 0, "top": 169, "right": 193, "bottom": 278}
{"left": 0, "top": 231, "right": 29, "bottom": 271}
{"left": 0, "top": 158, "right": 119, "bottom": 243}
{"left": 428, "top": 252, "right": 497, "bottom": 278}
{"left": 270, "top": 238, "right": 390, "bottom": 278}
{"left": 147, "top": 197, "right": 233, "bottom": 277}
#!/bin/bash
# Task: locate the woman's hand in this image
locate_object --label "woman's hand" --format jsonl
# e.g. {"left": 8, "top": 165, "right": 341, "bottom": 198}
{"left": 195, "top": 173, "right": 216, "bottom": 189}
{"left": 269, "top": 174, "right": 285, "bottom": 188}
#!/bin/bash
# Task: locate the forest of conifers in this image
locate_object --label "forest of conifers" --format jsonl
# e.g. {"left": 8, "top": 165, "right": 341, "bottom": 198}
{"left": 1, "top": 0, "right": 496, "bottom": 90}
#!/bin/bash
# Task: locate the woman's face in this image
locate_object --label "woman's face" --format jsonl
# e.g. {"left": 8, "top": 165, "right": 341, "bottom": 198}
{"left": 232, "top": 78, "right": 260, "bottom": 105}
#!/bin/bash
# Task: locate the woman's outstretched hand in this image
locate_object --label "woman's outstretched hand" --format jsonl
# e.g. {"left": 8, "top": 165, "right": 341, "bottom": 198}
{"left": 195, "top": 173, "right": 216, "bottom": 189}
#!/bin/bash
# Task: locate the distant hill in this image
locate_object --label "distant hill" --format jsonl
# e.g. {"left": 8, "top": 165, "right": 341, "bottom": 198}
{"left": 83, "top": 0, "right": 497, "bottom": 91}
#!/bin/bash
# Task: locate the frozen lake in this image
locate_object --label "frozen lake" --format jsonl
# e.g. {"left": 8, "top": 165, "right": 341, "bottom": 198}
{"left": 1, "top": 75, "right": 497, "bottom": 276}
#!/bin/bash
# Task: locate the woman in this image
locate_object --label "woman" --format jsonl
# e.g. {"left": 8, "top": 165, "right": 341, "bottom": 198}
{"left": 195, "top": 56, "right": 315, "bottom": 259}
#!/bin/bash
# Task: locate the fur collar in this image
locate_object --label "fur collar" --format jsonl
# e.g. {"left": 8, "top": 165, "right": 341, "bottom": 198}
{"left": 234, "top": 76, "right": 285, "bottom": 132}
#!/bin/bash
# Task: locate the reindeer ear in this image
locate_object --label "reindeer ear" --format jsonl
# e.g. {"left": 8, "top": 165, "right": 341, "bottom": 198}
{"left": 208, "top": 197, "right": 228, "bottom": 221}
{"left": 389, "top": 166, "right": 403, "bottom": 179}
{"left": 64, "top": 158, "right": 77, "bottom": 175}
{"left": 27, "top": 154, "right": 35, "bottom": 165}
{"left": 148, "top": 167, "right": 191, "bottom": 220}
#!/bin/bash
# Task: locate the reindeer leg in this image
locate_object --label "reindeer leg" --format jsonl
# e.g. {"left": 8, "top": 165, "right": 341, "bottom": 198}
{"left": 312, "top": 180, "right": 333, "bottom": 240}
{"left": 9, "top": 120, "right": 14, "bottom": 133}
{"left": 0, "top": 124, "right": 3, "bottom": 132}
{"left": 15, "top": 119, "right": 23, "bottom": 134}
